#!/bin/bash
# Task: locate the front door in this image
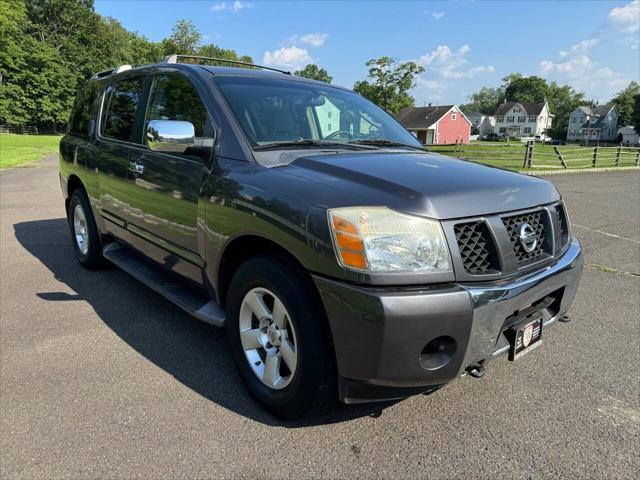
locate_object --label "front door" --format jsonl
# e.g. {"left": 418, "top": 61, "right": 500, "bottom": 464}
{"left": 124, "top": 72, "right": 214, "bottom": 267}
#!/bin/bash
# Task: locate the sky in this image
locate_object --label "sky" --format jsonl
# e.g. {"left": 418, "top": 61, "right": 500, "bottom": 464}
{"left": 95, "top": 0, "right": 640, "bottom": 105}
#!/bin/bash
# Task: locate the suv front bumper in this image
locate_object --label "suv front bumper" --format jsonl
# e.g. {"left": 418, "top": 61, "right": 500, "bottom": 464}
{"left": 313, "top": 237, "right": 583, "bottom": 403}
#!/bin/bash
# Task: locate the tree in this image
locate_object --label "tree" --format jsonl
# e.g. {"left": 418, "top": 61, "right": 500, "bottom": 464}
{"left": 164, "top": 19, "right": 202, "bottom": 55}
{"left": 460, "top": 86, "right": 504, "bottom": 115}
{"left": 503, "top": 75, "right": 549, "bottom": 103}
{"left": 631, "top": 94, "right": 640, "bottom": 134}
{"left": 546, "top": 81, "right": 591, "bottom": 139}
{"left": 612, "top": 81, "right": 640, "bottom": 126}
{"left": 294, "top": 64, "right": 332, "bottom": 83}
{"left": 353, "top": 57, "right": 424, "bottom": 115}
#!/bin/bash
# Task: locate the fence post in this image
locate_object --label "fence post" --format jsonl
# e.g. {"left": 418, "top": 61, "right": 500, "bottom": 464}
{"left": 635, "top": 149, "right": 640, "bottom": 166}
{"left": 522, "top": 141, "right": 530, "bottom": 168}
{"left": 592, "top": 146, "right": 598, "bottom": 167}
{"left": 615, "top": 143, "right": 622, "bottom": 166}
{"left": 528, "top": 140, "right": 534, "bottom": 168}
{"left": 554, "top": 146, "right": 568, "bottom": 169}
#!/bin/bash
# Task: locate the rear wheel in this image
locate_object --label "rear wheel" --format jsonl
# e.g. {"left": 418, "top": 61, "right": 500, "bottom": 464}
{"left": 225, "top": 255, "right": 335, "bottom": 419}
{"left": 67, "top": 188, "right": 105, "bottom": 269}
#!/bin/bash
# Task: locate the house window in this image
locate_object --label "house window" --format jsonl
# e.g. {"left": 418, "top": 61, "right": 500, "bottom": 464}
{"left": 518, "top": 116, "right": 526, "bottom": 123}
{"left": 327, "top": 111, "right": 331, "bottom": 119}
{"left": 499, "top": 127, "right": 506, "bottom": 133}
{"left": 524, "top": 127, "right": 532, "bottom": 134}
{"left": 529, "top": 116, "right": 536, "bottom": 123}
{"left": 513, "top": 107, "right": 520, "bottom": 113}
{"left": 506, "top": 116, "right": 514, "bottom": 123}
{"left": 497, "top": 116, "right": 504, "bottom": 123}
{"left": 570, "top": 129, "right": 575, "bottom": 136}
{"left": 452, "top": 113, "right": 457, "bottom": 120}
{"left": 327, "top": 123, "right": 331, "bottom": 131}
{"left": 572, "top": 117, "right": 577, "bottom": 123}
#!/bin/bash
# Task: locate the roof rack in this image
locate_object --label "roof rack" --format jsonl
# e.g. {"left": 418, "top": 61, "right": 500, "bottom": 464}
{"left": 162, "top": 54, "right": 291, "bottom": 75}
{"left": 92, "top": 64, "right": 132, "bottom": 79}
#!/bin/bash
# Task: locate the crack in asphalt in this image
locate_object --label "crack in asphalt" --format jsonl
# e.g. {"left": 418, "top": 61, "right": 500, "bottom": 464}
{"left": 586, "top": 263, "right": 640, "bottom": 277}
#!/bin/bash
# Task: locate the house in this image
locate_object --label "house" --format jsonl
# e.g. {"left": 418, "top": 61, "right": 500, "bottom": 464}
{"left": 395, "top": 105, "right": 471, "bottom": 145}
{"left": 617, "top": 126, "right": 639, "bottom": 145}
{"left": 465, "top": 112, "right": 495, "bottom": 137}
{"left": 493, "top": 101, "right": 553, "bottom": 138}
{"left": 566, "top": 103, "right": 619, "bottom": 142}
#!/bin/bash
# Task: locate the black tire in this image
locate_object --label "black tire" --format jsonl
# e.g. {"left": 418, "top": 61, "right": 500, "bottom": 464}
{"left": 67, "top": 188, "right": 105, "bottom": 269}
{"left": 225, "top": 254, "right": 336, "bottom": 419}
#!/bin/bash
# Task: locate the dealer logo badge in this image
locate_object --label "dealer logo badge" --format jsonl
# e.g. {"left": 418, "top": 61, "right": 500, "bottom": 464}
{"left": 522, "top": 324, "right": 534, "bottom": 348}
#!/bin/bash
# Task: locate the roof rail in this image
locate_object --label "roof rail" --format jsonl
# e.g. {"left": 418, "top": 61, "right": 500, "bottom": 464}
{"left": 162, "top": 54, "right": 291, "bottom": 75}
{"left": 92, "top": 64, "right": 132, "bottom": 79}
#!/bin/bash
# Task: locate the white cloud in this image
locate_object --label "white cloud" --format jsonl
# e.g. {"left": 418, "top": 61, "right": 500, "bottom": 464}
{"left": 298, "top": 33, "right": 328, "bottom": 47}
{"left": 426, "top": 11, "right": 445, "bottom": 19}
{"left": 417, "top": 45, "right": 494, "bottom": 79}
{"left": 263, "top": 46, "right": 314, "bottom": 70}
{"left": 608, "top": 0, "right": 640, "bottom": 32}
{"left": 211, "top": 1, "right": 253, "bottom": 13}
{"left": 558, "top": 38, "right": 600, "bottom": 58}
{"left": 540, "top": 54, "right": 593, "bottom": 78}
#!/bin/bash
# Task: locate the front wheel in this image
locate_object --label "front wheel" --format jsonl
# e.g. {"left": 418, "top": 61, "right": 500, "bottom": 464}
{"left": 225, "top": 255, "right": 336, "bottom": 419}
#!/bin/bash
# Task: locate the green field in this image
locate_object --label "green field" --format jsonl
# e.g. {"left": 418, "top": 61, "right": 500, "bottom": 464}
{"left": 428, "top": 141, "right": 639, "bottom": 171}
{"left": 0, "top": 134, "right": 62, "bottom": 170}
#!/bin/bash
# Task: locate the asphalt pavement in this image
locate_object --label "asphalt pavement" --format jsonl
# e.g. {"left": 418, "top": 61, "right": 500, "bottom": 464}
{"left": 1, "top": 156, "right": 639, "bottom": 479}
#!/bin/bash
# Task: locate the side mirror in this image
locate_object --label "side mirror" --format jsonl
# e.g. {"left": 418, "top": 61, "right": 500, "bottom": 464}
{"left": 146, "top": 119, "right": 195, "bottom": 154}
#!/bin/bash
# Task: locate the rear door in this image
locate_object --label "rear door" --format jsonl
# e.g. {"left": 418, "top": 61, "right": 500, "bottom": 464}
{"left": 97, "top": 75, "right": 148, "bottom": 230}
{"left": 124, "top": 72, "right": 213, "bottom": 266}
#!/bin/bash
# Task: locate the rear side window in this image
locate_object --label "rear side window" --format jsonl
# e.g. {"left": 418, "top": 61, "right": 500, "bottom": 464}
{"left": 69, "top": 84, "right": 97, "bottom": 138}
{"left": 146, "top": 74, "right": 210, "bottom": 138}
{"left": 101, "top": 77, "right": 145, "bottom": 142}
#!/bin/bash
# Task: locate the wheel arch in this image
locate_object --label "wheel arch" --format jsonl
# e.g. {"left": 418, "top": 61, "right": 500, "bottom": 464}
{"left": 65, "top": 174, "right": 85, "bottom": 214}
{"left": 216, "top": 234, "right": 314, "bottom": 310}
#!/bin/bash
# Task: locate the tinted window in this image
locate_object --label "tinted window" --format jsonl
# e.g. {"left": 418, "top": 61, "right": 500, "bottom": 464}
{"left": 146, "top": 74, "right": 210, "bottom": 138}
{"left": 69, "top": 84, "right": 97, "bottom": 137}
{"left": 102, "top": 77, "right": 145, "bottom": 142}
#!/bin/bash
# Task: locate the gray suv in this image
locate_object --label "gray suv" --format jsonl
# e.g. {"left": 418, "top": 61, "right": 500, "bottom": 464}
{"left": 59, "top": 56, "right": 583, "bottom": 418}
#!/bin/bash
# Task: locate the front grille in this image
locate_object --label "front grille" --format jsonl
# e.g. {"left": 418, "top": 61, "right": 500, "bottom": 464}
{"left": 503, "top": 210, "right": 547, "bottom": 266}
{"left": 555, "top": 204, "right": 569, "bottom": 248}
{"left": 454, "top": 221, "right": 499, "bottom": 274}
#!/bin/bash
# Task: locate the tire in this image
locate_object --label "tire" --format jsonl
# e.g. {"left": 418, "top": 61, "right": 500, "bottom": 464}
{"left": 225, "top": 254, "right": 336, "bottom": 419}
{"left": 67, "top": 188, "right": 105, "bottom": 269}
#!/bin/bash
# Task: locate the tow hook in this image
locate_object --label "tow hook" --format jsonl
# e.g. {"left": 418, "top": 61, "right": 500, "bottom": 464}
{"left": 559, "top": 314, "right": 571, "bottom": 323}
{"left": 466, "top": 362, "right": 486, "bottom": 378}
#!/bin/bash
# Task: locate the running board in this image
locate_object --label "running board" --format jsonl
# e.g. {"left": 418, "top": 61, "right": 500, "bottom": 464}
{"left": 103, "top": 243, "right": 225, "bottom": 327}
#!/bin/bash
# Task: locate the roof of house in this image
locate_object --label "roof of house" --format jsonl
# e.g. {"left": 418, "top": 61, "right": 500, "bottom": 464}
{"left": 572, "top": 102, "right": 616, "bottom": 117}
{"left": 395, "top": 105, "right": 461, "bottom": 128}
{"left": 618, "top": 126, "right": 637, "bottom": 135}
{"left": 494, "top": 101, "right": 547, "bottom": 116}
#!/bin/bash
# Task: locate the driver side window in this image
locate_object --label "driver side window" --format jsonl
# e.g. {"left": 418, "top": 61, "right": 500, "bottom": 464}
{"left": 313, "top": 98, "right": 341, "bottom": 137}
{"left": 146, "top": 74, "right": 214, "bottom": 150}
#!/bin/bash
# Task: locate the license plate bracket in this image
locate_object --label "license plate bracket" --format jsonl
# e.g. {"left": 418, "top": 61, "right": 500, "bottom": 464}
{"left": 507, "top": 316, "right": 543, "bottom": 361}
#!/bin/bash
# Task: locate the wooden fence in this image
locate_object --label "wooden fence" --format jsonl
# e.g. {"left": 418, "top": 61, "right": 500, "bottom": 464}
{"left": 430, "top": 140, "right": 640, "bottom": 170}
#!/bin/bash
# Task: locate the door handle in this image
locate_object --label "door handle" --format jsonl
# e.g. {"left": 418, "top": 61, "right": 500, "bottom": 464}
{"left": 128, "top": 161, "right": 144, "bottom": 175}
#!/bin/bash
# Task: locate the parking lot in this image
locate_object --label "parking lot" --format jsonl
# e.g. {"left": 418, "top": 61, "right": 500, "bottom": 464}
{"left": 1, "top": 156, "right": 639, "bottom": 479}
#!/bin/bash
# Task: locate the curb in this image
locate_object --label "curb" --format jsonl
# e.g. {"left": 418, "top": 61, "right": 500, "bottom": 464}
{"left": 518, "top": 166, "right": 640, "bottom": 176}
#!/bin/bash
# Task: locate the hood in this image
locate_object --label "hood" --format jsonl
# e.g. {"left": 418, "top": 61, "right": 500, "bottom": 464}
{"left": 286, "top": 151, "right": 560, "bottom": 219}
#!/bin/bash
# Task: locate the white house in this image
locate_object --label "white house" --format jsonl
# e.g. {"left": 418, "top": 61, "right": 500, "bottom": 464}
{"left": 465, "top": 112, "right": 496, "bottom": 137}
{"left": 492, "top": 101, "right": 553, "bottom": 138}
{"left": 566, "top": 103, "right": 619, "bottom": 142}
{"left": 617, "top": 126, "right": 639, "bottom": 145}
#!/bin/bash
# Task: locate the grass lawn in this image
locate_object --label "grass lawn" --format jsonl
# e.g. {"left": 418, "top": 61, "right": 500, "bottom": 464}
{"left": 0, "top": 134, "right": 62, "bottom": 170}
{"left": 428, "top": 141, "right": 639, "bottom": 171}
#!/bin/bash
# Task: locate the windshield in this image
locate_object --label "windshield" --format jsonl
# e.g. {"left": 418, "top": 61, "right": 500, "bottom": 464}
{"left": 214, "top": 76, "right": 423, "bottom": 149}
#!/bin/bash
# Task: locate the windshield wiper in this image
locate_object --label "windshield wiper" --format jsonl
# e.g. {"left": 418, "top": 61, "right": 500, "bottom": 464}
{"left": 348, "top": 139, "right": 425, "bottom": 150}
{"left": 254, "top": 139, "right": 379, "bottom": 151}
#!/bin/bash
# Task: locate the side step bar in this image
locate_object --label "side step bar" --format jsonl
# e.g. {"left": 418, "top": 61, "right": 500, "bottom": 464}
{"left": 103, "top": 243, "right": 225, "bottom": 327}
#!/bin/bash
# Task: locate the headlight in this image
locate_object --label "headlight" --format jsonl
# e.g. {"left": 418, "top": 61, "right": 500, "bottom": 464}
{"left": 328, "top": 207, "right": 452, "bottom": 273}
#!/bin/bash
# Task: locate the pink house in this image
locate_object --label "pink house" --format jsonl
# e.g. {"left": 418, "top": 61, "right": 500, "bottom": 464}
{"left": 396, "top": 105, "right": 472, "bottom": 145}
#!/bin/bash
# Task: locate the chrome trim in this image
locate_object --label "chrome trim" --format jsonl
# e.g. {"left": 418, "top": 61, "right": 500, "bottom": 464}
{"left": 460, "top": 236, "right": 583, "bottom": 369}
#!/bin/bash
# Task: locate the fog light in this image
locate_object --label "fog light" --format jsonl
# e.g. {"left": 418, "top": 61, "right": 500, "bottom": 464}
{"left": 419, "top": 336, "right": 457, "bottom": 370}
